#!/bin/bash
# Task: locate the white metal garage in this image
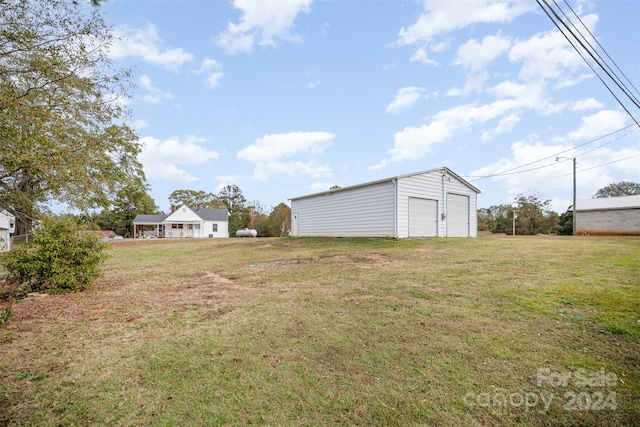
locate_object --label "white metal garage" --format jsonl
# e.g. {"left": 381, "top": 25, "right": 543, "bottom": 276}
{"left": 289, "top": 168, "right": 480, "bottom": 238}
{"left": 408, "top": 197, "right": 438, "bottom": 237}
{"left": 446, "top": 194, "right": 470, "bottom": 237}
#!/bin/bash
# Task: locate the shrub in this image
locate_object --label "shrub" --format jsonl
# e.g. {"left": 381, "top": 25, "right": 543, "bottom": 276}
{"left": 1, "top": 217, "right": 110, "bottom": 294}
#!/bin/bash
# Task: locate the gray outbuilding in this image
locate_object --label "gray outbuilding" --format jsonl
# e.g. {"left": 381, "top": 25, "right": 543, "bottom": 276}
{"left": 575, "top": 195, "right": 640, "bottom": 236}
{"left": 289, "top": 167, "right": 480, "bottom": 238}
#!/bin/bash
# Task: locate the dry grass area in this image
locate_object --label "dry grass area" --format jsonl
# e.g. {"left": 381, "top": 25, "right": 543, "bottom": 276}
{"left": 0, "top": 236, "right": 638, "bottom": 426}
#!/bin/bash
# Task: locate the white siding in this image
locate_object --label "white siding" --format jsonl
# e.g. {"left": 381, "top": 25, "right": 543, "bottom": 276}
{"left": 291, "top": 181, "right": 396, "bottom": 237}
{"left": 397, "top": 170, "right": 478, "bottom": 238}
{"left": 446, "top": 193, "right": 470, "bottom": 237}
{"left": 408, "top": 197, "right": 438, "bottom": 237}
{"left": 290, "top": 168, "right": 479, "bottom": 238}
{"left": 397, "top": 173, "right": 443, "bottom": 237}
{"left": 204, "top": 220, "right": 229, "bottom": 238}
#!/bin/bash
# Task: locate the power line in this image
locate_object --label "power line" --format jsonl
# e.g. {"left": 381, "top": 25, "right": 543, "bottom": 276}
{"left": 466, "top": 124, "right": 638, "bottom": 181}
{"left": 562, "top": 0, "right": 640, "bottom": 104}
{"left": 476, "top": 152, "right": 640, "bottom": 196}
{"left": 536, "top": 0, "right": 640, "bottom": 126}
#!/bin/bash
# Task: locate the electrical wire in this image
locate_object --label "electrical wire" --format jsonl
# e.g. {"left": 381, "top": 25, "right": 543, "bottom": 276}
{"left": 562, "top": 0, "right": 640, "bottom": 104}
{"left": 466, "top": 124, "right": 639, "bottom": 181}
{"left": 536, "top": 0, "right": 640, "bottom": 126}
{"left": 474, "top": 152, "right": 640, "bottom": 196}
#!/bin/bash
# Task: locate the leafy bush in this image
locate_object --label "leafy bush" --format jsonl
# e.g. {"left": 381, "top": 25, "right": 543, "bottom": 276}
{"left": 1, "top": 217, "right": 110, "bottom": 294}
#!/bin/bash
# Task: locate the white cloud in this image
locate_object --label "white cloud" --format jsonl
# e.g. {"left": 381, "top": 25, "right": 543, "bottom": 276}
{"left": 410, "top": 47, "right": 438, "bottom": 65}
{"left": 204, "top": 72, "right": 225, "bottom": 89}
{"left": 572, "top": 98, "right": 604, "bottom": 111}
{"left": 386, "top": 87, "right": 425, "bottom": 113}
{"left": 370, "top": 121, "right": 454, "bottom": 170}
{"left": 237, "top": 131, "right": 334, "bottom": 179}
{"left": 198, "top": 58, "right": 225, "bottom": 89}
{"left": 508, "top": 14, "right": 599, "bottom": 84}
{"left": 139, "top": 75, "right": 173, "bottom": 104}
{"left": 110, "top": 24, "right": 194, "bottom": 70}
{"left": 567, "top": 110, "right": 628, "bottom": 141}
{"left": 130, "top": 119, "right": 148, "bottom": 130}
{"left": 480, "top": 114, "right": 520, "bottom": 142}
{"left": 372, "top": 79, "right": 556, "bottom": 169}
{"left": 139, "top": 135, "right": 220, "bottom": 183}
{"left": 215, "top": 0, "right": 312, "bottom": 54}
{"left": 397, "top": 0, "right": 533, "bottom": 46}
{"left": 455, "top": 33, "right": 511, "bottom": 71}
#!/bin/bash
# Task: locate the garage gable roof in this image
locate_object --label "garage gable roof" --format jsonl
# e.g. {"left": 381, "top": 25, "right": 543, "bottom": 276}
{"left": 289, "top": 167, "right": 480, "bottom": 201}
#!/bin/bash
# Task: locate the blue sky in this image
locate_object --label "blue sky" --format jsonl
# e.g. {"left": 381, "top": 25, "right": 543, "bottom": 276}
{"left": 101, "top": 0, "right": 639, "bottom": 213}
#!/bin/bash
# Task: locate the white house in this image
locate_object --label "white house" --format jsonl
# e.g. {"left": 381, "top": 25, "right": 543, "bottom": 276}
{"left": 575, "top": 195, "right": 640, "bottom": 236}
{"left": 0, "top": 209, "right": 16, "bottom": 251}
{"left": 133, "top": 205, "right": 229, "bottom": 238}
{"left": 289, "top": 167, "right": 480, "bottom": 238}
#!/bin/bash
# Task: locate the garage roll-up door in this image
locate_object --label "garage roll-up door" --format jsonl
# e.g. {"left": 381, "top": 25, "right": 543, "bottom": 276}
{"left": 408, "top": 197, "right": 438, "bottom": 237}
{"left": 447, "top": 193, "right": 469, "bottom": 237}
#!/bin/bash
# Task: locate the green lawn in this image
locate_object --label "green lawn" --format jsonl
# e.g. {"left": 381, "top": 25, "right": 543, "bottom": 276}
{"left": 1, "top": 236, "right": 638, "bottom": 426}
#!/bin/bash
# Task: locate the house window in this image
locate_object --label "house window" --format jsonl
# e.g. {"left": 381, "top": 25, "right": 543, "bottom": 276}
{"left": 212, "top": 224, "right": 218, "bottom": 232}
{"left": 195, "top": 224, "right": 200, "bottom": 229}
{"left": 188, "top": 224, "right": 193, "bottom": 230}
{"left": 178, "top": 224, "right": 183, "bottom": 229}
{"left": 172, "top": 224, "right": 178, "bottom": 229}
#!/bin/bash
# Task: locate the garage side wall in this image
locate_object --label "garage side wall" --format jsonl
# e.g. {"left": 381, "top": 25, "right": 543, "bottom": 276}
{"left": 397, "top": 171, "right": 478, "bottom": 237}
{"left": 290, "top": 181, "right": 396, "bottom": 237}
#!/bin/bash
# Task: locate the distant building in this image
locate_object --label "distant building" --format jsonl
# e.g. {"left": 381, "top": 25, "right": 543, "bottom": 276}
{"left": 575, "top": 195, "right": 640, "bottom": 236}
{"left": 0, "top": 209, "right": 15, "bottom": 251}
{"left": 133, "top": 205, "right": 229, "bottom": 238}
{"left": 289, "top": 167, "right": 480, "bottom": 238}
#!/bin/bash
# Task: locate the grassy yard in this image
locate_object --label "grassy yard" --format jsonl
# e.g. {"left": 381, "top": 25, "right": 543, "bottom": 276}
{"left": 0, "top": 236, "right": 638, "bottom": 426}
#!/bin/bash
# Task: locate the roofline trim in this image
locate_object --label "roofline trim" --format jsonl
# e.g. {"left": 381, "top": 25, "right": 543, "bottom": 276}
{"left": 289, "top": 167, "right": 480, "bottom": 201}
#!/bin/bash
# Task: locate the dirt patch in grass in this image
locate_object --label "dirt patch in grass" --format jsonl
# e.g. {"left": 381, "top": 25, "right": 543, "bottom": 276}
{"left": 251, "top": 252, "right": 394, "bottom": 268}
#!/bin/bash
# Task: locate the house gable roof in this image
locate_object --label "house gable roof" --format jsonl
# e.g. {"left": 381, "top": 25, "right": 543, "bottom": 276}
{"left": 133, "top": 207, "right": 229, "bottom": 224}
{"left": 289, "top": 167, "right": 480, "bottom": 201}
{"left": 196, "top": 208, "right": 229, "bottom": 221}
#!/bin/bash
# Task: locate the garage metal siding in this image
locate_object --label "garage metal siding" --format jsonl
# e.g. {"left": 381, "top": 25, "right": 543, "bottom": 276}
{"left": 397, "top": 173, "right": 443, "bottom": 237}
{"left": 408, "top": 197, "right": 438, "bottom": 236}
{"left": 290, "top": 167, "right": 479, "bottom": 238}
{"left": 442, "top": 178, "right": 478, "bottom": 237}
{"left": 290, "top": 181, "right": 396, "bottom": 237}
{"left": 446, "top": 193, "right": 470, "bottom": 237}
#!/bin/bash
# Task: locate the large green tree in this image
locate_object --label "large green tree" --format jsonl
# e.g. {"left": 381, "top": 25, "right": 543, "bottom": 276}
{"left": 514, "top": 193, "right": 557, "bottom": 235}
{"left": 268, "top": 203, "right": 291, "bottom": 237}
{"left": 593, "top": 181, "right": 640, "bottom": 198}
{"left": 94, "top": 181, "right": 158, "bottom": 237}
{"left": 217, "top": 185, "right": 249, "bottom": 236}
{"left": 168, "top": 189, "right": 223, "bottom": 210}
{"left": 0, "top": 0, "right": 144, "bottom": 235}
{"left": 485, "top": 204, "right": 514, "bottom": 234}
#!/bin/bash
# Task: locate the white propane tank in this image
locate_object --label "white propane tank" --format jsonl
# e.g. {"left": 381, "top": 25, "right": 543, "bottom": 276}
{"left": 236, "top": 228, "right": 257, "bottom": 237}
